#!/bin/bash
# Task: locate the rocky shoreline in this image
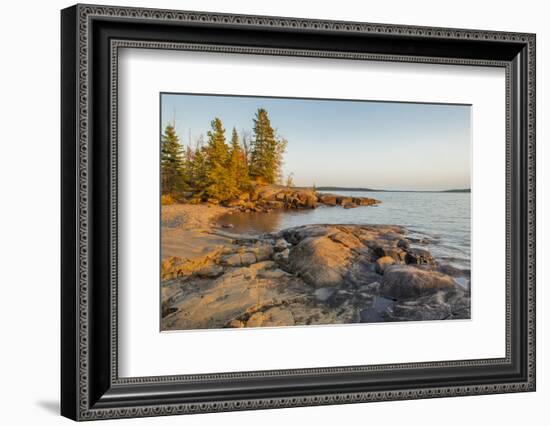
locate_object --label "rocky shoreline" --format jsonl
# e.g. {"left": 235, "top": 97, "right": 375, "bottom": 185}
{"left": 161, "top": 216, "right": 471, "bottom": 330}
{"left": 196, "top": 184, "right": 380, "bottom": 212}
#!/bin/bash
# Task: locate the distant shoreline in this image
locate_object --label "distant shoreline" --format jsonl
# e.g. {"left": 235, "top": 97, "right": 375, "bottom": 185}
{"left": 315, "top": 186, "right": 471, "bottom": 194}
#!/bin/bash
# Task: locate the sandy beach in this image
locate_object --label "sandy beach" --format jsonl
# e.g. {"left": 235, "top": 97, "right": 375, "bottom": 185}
{"left": 161, "top": 203, "right": 237, "bottom": 261}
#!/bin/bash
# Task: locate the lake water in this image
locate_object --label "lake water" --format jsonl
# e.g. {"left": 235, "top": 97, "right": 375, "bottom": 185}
{"left": 217, "top": 191, "right": 471, "bottom": 270}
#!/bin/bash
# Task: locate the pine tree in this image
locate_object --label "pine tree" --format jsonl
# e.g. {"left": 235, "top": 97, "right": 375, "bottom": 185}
{"left": 203, "top": 118, "right": 232, "bottom": 201}
{"left": 228, "top": 127, "right": 250, "bottom": 195}
{"left": 160, "top": 124, "right": 185, "bottom": 195}
{"left": 249, "top": 109, "right": 286, "bottom": 184}
{"left": 189, "top": 146, "right": 207, "bottom": 196}
{"left": 274, "top": 137, "right": 288, "bottom": 184}
{"left": 241, "top": 129, "right": 251, "bottom": 168}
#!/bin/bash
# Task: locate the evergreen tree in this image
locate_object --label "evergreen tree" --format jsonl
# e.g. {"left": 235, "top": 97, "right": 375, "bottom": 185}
{"left": 189, "top": 146, "right": 207, "bottom": 196}
{"left": 274, "top": 137, "right": 288, "bottom": 184}
{"left": 180, "top": 145, "right": 194, "bottom": 189}
{"left": 249, "top": 108, "right": 286, "bottom": 184}
{"left": 160, "top": 124, "right": 185, "bottom": 195}
{"left": 203, "top": 118, "right": 232, "bottom": 201}
{"left": 228, "top": 127, "right": 250, "bottom": 194}
{"left": 241, "top": 130, "right": 251, "bottom": 168}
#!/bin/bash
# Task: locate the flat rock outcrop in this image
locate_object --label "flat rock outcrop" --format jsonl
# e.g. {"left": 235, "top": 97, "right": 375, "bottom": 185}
{"left": 161, "top": 224, "right": 470, "bottom": 330}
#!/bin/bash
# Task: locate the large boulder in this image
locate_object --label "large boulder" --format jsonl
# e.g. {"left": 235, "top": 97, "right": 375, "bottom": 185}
{"left": 380, "top": 265, "right": 456, "bottom": 299}
{"left": 280, "top": 224, "right": 332, "bottom": 245}
{"left": 288, "top": 236, "right": 353, "bottom": 287}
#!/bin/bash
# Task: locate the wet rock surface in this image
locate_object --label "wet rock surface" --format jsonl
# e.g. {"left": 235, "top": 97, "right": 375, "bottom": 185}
{"left": 161, "top": 224, "right": 470, "bottom": 330}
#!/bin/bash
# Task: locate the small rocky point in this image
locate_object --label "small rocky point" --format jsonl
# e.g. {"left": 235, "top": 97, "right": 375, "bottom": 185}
{"left": 161, "top": 224, "right": 470, "bottom": 330}
{"left": 219, "top": 185, "right": 380, "bottom": 212}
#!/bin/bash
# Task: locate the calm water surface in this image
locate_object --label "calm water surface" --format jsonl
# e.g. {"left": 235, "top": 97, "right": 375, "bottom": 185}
{"left": 217, "top": 191, "right": 471, "bottom": 270}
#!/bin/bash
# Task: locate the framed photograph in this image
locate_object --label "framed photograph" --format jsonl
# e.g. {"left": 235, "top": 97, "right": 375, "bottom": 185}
{"left": 61, "top": 4, "right": 536, "bottom": 421}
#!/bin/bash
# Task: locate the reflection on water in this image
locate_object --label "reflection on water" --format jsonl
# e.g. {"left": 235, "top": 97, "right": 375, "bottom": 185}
{"left": 217, "top": 191, "right": 471, "bottom": 270}
{"left": 219, "top": 208, "right": 317, "bottom": 235}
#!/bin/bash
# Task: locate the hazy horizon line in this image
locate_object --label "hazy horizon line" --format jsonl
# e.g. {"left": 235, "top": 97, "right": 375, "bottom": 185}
{"left": 302, "top": 185, "right": 471, "bottom": 193}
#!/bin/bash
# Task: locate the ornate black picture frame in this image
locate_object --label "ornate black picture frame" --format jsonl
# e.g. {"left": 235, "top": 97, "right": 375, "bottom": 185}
{"left": 61, "top": 4, "right": 536, "bottom": 421}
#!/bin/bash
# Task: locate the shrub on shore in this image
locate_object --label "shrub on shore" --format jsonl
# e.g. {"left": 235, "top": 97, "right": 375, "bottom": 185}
{"left": 161, "top": 194, "right": 177, "bottom": 205}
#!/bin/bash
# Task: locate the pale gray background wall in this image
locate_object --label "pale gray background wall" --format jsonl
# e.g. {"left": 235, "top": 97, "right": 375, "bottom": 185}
{"left": 0, "top": 0, "right": 546, "bottom": 424}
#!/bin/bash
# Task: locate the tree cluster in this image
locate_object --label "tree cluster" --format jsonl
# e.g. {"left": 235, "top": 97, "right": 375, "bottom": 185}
{"left": 161, "top": 108, "right": 288, "bottom": 202}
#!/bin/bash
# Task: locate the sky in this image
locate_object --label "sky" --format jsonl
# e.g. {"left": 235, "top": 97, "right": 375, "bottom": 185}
{"left": 161, "top": 93, "right": 471, "bottom": 191}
